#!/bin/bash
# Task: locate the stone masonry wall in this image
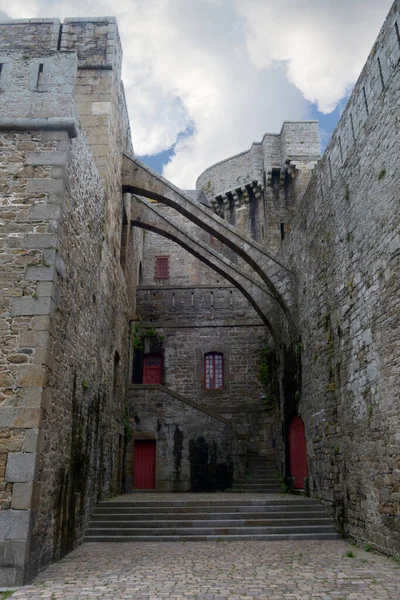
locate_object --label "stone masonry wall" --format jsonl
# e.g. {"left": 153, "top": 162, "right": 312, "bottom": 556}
{"left": 284, "top": 0, "right": 400, "bottom": 554}
{"left": 133, "top": 225, "right": 277, "bottom": 470}
{"left": 126, "top": 386, "right": 240, "bottom": 492}
{"left": 0, "top": 18, "right": 138, "bottom": 585}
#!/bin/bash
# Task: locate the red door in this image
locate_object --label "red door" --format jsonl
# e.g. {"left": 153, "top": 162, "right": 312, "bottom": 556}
{"left": 143, "top": 354, "right": 162, "bottom": 384}
{"left": 134, "top": 440, "right": 156, "bottom": 489}
{"left": 289, "top": 416, "right": 308, "bottom": 489}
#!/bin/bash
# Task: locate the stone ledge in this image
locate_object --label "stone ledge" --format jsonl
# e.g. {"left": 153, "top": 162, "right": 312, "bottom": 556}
{"left": 0, "top": 118, "right": 78, "bottom": 138}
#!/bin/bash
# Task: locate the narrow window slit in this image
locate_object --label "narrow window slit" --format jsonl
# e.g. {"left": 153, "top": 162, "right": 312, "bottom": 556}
{"left": 57, "top": 24, "right": 63, "bottom": 51}
{"left": 395, "top": 22, "right": 400, "bottom": 50}
{"left": 36, "top": 63, "right": 44, "bottom": 89}
{"left": 0, "top": 64, "right": 3, "bottom": 80}
{"left": 280, "top": 222, "right": 285, "bottom": 241}
{"left": 172, "top": 292, "right": 175, "bottom": 308}
{"left": 191, "top": 292, "right": 194, "bottom": 308}
{"left": 230, "top": 290, "right": 233, "bottom": 308}
{"left": 362, "top": 86, "right": 369, "bottom": 115}
{"left": 350, "top": 113, "right": 356, "bottom": 142}
{"left": 339, "top": 137, "right": 344, "bottom": 162}
{"left": 210, "top": 291, "right": 214, "bottom": 308}
{"left": 377, "top": 57, "right": 385, "bottom": 91}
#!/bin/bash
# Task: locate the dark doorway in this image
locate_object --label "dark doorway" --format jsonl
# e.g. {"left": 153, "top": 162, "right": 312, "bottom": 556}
{"left": 288, "top": 416, "right": 308, "bottom": 489}
{"left": 133, "top": 440, "right": 156, "bottom": 489}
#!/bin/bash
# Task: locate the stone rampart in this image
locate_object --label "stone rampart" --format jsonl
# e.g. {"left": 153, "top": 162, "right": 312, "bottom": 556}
{"left": 0, "top": 16, "right": 137, "bottom": 585}
{"left": 284, "top": 0, "right": 400, "bottom": 554}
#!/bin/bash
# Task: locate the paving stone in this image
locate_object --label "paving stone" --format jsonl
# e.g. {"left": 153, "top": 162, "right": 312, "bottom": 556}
{"left": 7, "top": 539, "right": 400, "bottom": 599}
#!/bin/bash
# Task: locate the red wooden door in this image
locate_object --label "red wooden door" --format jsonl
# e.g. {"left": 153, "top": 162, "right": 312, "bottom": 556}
{"left": 289, "top": 416, "right": 308, "bottom": 489}
{"left": 134, "top": 440, "right": 156, "bottom": 489}
{"left": 143, "top": 354, "right": 162, "bottom": 384}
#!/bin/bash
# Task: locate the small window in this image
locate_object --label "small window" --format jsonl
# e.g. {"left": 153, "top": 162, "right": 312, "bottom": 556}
{"left": 155, "top": 256, "right": 169, "bottom": 279}
{"left": 204, "top": 352, "right": 224, "bottom": 390}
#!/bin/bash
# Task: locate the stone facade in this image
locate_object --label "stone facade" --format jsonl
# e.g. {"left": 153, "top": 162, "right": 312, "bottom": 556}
{"left": 281, "top": 1, "right": 400, "bottom": 554}
{"left": 0, "top": 19, "right": 138, "bottom": 585}
{"left": 0, "top": 0, "right": 400, "bottom": 587}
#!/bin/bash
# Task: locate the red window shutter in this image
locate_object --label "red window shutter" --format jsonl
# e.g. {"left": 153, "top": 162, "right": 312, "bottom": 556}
{"left": 204, "top": 352, "right": 224, "bottom": 389}
{"left": 155, "top": 256, "right": 169, "bottom": 279}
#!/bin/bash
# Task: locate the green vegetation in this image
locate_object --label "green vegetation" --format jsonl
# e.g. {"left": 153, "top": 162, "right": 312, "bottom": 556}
{"left": 364, "top": 543, "right": 372, "bottom": 552}
{"left": 1, "top": 591, "right": 15, "bottom": 599}
{"left": 81, "top": 378, "right": 89, "bottom": 391}
{"left": 132, "top": 324, "right": 164, "bottom": 356}
{"left": 378, "top": 169, "right": 386, "bottom": 180}
{"left": 345, "top": 550, "right": 355, "bottom": 558}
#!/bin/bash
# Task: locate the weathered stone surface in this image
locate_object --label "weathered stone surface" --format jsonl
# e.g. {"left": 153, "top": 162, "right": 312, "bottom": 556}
{"left": 10, "top": 297, "right": 55, "bottom": 317}
{"left": 0, "top": 510, "right": 31, "bottom": 540}
{"left": 11, "top": 483, "right": 41, "bottom": 510}
{"left": 5, "top": 453, "right": 38, "bottom": 483}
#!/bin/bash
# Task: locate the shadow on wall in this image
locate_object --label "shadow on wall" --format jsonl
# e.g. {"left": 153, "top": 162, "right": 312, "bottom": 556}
{"left": 189, "top": 437, "right": 233, "bottom": 491}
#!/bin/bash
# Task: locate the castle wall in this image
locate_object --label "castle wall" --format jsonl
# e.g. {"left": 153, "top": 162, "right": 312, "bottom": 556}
{"left": 0, "top": 18, "right": 138, "bottom": 584}
{"left": 284, "top": 0, "right": 400, "bottom": 554}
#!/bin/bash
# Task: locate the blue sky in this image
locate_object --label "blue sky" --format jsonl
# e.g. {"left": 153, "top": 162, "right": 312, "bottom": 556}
{"left": 140, "top": 100, "right": 348, "bottom": 178}
{"left": 0, "top": 0, "right": 392, "bottom": 188}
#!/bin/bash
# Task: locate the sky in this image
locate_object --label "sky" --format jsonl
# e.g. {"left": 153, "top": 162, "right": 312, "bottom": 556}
{"left": 0, "top": 0, "right": 393, "bottom": 189}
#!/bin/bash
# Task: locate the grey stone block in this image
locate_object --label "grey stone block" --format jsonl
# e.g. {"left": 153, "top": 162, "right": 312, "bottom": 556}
{"left": 26, "top": 151, "right": 67, "bottom": 166}
{"left": 36, "top": 281, "right": 55, "bottom": 298}
{"left": 10, "top": 297, "right": 54, "bottom": 317}
{"left": 0, "top": 540, "right": 29, "bottom": 567}
{"left": 0, "top": 510, "right": 31, "bottom": 540}
{"left": 0, "top": 407, "right": 17, "bottom": 428}
{"left": 0, "top": 564, "right": 21, "bottom": 586}
{"left": 25, "top": 265, "right": 55, "bottom": 282}
{"left": 11, "top": 483, "right": 40, "bottom": 510}
{"left": 25, "top": 234, "right": 58, "bottom": 249}
{"left": 26, "top": 179, "right": 64, "bottom": 194}
{"left": 29, "top": 203, "right": 61, "bottom": 221}
{"left": 23, "top": 429, "right": 43, "bottom": 453}
{"left": 5, "top": 453, "right": 38, "bottom": 483}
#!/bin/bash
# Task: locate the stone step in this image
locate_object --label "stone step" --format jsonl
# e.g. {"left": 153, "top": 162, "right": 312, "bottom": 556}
{"left": 232, "top": 482, "right": 281, "bottom": 487}
{"left": 227, "top": 488, "right": 283, "bottom": 493}
{"left": 96, "top": 499, "right": 321, "bottom": 508}
{"left": 84, "top": 532, "right": 340, "bottom": 542}
{"left": 93, "top": 504, "right": 324, "bottom": 515}
{"left": 91, "top": 510, "right": 327, "bottom": 521}
{"left": 86, "top": 524, "right": 338, "bottom": 536}
{"left": 88, "top": 518, "right": 333, "bottom": 528}
{"left": 235, "top": 478, "right": 279, "bottom": 484}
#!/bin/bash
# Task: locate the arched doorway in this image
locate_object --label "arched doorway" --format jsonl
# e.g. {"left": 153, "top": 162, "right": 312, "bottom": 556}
{"left": 143, "top": 353, "right": 162, "bottom": 384}
{"left": 288, "top": 416, "right": 308, "bottom": 489}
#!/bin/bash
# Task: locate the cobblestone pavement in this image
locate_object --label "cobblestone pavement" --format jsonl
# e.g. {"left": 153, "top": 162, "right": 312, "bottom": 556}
{"left": 7, "top": 539, "right": 400, "bottom": 600}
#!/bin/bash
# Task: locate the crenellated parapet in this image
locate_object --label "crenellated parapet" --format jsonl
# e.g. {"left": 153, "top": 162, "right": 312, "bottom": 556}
{"left": 196, "top": 121, "right": 320, "bottom": 249}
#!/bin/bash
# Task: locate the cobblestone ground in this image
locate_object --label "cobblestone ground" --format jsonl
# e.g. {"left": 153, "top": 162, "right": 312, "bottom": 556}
{"left": 7, "top": 540, "right": 400, "bottom": 600}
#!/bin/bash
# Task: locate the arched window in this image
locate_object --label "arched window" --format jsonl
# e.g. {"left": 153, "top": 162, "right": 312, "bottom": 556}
{"left": 204, "top": 352, "right": 224, "bottom": 390}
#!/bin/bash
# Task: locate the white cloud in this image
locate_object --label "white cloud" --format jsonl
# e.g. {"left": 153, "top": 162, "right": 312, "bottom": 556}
{"left": 0, "top": 0, "right": 393, "bottom": 187}
{"left": 236, "top": 0, "right": 393, "bottom": 114}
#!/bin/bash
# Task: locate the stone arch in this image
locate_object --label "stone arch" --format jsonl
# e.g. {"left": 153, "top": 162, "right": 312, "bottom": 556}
{"left": 122, "top": 154, "right": 297, "bottom": 336}
{"left": 133, "top": 219, "right": 279, "bottom": 343}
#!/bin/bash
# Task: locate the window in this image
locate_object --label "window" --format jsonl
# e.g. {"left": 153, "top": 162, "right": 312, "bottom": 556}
{"left": 204, "top": 352, "right": 224, "bottom": 390}
{"left": 155, "top": 256, "right": 169, "bottom": 279}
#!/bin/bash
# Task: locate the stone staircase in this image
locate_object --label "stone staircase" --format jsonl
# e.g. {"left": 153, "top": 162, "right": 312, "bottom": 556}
{"left": 228, "top": 453, "right": 282, "bottom": 493}
{"left": 84, "top": 497, "right": 339, "bottom": 542}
